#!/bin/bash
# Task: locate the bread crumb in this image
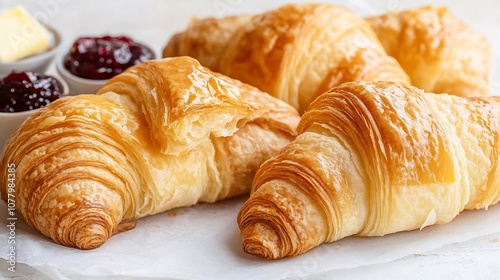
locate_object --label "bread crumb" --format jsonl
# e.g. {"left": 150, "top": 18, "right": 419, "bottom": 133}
{"left": 168, "top": 210, "right": 183, "bottom": 217}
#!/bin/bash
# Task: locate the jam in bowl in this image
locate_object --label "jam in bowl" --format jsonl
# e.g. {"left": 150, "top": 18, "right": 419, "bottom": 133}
{"left": 0, "top": 71, "right": 65, "bottom": 112}
{"left": 65, "top": 36, "right": 155, "bottom": 80}
{"left": 56, "top": 35, "right": 156, "bottom": 95}
{"left": 0, "top": 70, "right": 68, "bottom": 154}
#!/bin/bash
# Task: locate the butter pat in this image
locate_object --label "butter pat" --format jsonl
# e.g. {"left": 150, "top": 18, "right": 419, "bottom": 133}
{"left": 0, "top": 6, "right": 50, "bottom": 62}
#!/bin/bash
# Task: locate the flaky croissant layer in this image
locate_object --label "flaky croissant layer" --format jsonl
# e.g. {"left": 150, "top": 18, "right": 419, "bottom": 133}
{"left": 238, "top": 81, "right": 500, "bottom": 259}
{"left": 163, "top": 3, "right": 410, "bottom": 113}
{"left": 367, "top": 5, "right": 491, "bottom": 97}
{"left": 0, "top": 57, "right": 300, "bottom": 249}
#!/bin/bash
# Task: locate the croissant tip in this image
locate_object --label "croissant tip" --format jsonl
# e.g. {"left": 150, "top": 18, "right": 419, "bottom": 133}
{"left": 241, "top": 222, "right": 282, "bottom": 260}
{"left": 55, "top": 208, "right": 114, "bottom": 250}
{"left": 73, "top": 224, "right": 109, "bottom": 250}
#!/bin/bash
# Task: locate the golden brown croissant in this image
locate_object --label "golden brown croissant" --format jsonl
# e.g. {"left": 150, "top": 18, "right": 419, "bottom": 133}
{"left": 163, "top": 4, "right": 410, "bottom": 113}
{"left": 237, "top": 81, "right": 500, "bottom": 259}
{"left": 367, "top": 6, "right": 492, "bottom": 97}
{"left": 0, "top": 56, "right": 300, "bottom": 249}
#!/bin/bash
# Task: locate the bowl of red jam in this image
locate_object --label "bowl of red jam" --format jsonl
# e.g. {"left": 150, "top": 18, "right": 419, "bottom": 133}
{"left": 56, "top": 35, "right": 156, "bottom": 95}
{"left": 0, "top": 70, "right": 68, "bottom": 154}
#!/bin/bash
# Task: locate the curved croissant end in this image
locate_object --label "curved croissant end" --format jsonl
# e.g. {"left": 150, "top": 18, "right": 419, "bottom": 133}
{"left": 367, "top": 6, "right": 492, "bottom": 97}
{"left": 0, "top": 96, "right": 138, "bottom": 249}
{"left": 0, "top": 57, "right": 300, "bottom": 249}
{"left": 238, "top": 81, "right": 500, "bottom": 259}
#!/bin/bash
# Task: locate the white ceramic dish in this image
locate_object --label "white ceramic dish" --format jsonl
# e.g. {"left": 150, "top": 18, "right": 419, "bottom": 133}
{"left": 55, "top": 52, "right": 108, "bottom": 95}
{"left": 0, "top": 25, "right": 62, "bottom": 75}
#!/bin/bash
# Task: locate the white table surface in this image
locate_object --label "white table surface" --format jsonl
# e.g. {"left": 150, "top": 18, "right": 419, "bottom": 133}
{"left": 1, "top": 0, "right": 499, "bottom": 279}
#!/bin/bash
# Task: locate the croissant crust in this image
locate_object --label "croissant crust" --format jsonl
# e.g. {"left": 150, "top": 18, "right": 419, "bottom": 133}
{"left": 367, "top": 6, "right": 492, "bottom": 97}
{"left": 238, "top": 81, "right": 500, "bottom": 259}
{"left": 163, "top": 4, "right": 410, "bottom": 113}
{"left": 0, "top": 57, "right": 300, "bottom": 249}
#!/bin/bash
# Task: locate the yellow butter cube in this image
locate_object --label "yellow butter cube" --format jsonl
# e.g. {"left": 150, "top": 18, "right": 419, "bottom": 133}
{"left": 0, "top": 6, "right": 50, "bottom": 62}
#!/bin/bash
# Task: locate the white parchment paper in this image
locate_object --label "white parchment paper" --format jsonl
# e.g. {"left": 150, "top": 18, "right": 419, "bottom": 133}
{"left": 0, "top": 0, "right": 499, "bottom": 279}
{"left": 1, "top": 198, "right": 500, "bottom": 279}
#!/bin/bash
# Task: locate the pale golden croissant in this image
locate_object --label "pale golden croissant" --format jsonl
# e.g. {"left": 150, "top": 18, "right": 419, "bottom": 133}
{"left": 367, "top": 6, "right": 492, "bottom": 97}
{"left": 0, "top": 56, "right": 300, "bottom": 249}
{"left": 237, "top": 81, "right": 500, "bottom": 259}
{"left": 163, "top": 4, "right": 410, "bottom": 113}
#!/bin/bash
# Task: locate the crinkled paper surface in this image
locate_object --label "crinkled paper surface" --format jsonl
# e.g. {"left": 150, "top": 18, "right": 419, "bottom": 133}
{"left": 1, "top": 199, "right": 500, "bottom": 279}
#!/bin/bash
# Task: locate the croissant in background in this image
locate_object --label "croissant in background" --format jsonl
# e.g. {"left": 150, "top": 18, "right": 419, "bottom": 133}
{"left": 238, "top": 81, "right": 500, "bottom": 259}
{"left": 0, "top": 57, "right": 300, "bottom": 249}
{"left": 367, "top": 6, "right": 492, "bottom": 97}
{"left": 163, "top": 4, "right": 410, "bottom": 113}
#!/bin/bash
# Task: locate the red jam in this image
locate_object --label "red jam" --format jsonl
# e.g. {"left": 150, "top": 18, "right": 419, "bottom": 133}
{"left": 64, "top": 36, "right": 154, "bottom": 80}
{"left": 0, "top": 71, "right": 64, "bottom": 113}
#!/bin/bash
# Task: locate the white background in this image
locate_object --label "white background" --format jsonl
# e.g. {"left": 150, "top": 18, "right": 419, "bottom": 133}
{"left": 0, "top": 0, "right": 499, "bottom": 279}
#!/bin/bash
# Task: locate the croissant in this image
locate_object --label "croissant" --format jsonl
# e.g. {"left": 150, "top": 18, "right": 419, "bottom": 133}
{"left": 367, "top": 6, "right": 492, "bottom": 97}
{"left": 0, "top": 56, "right": 300, "bottom": 249}
{"left": 163, "top": 3, "right": 410, "bottom": 113}
{"left": 237, "top": 81, "right": 500, "bottom": 259}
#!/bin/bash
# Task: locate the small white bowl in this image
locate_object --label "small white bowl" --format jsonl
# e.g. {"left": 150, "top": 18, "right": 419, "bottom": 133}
{"left": 56, "top": 41, "right": 157, "bottom": 95}
{"left": 0, "top": 25, "right": 62, "bottom": 75}
{"left": 56, "top": 53, "right": 107, "bottom": 95}
{"left": 0, "top": 75, "right": 69, "bottom": 155}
